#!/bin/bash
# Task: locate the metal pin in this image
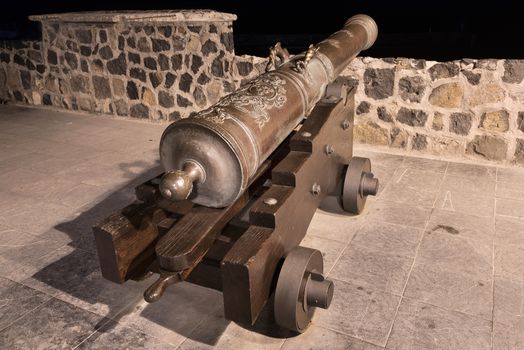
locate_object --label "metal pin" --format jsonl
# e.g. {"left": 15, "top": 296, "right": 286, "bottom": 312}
{"left": 311, "top": 183, "right": 321, "bottom": 196}
{"left": 264, "top": 197, "right": 278, "bottom": 206}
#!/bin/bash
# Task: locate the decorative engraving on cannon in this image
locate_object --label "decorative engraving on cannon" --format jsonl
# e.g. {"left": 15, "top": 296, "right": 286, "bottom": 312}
{"left": 195, "top": 73, "right": 288, "bottom": 128}
{"left": 93, "top": 14, "right": 380, "bottom": 334}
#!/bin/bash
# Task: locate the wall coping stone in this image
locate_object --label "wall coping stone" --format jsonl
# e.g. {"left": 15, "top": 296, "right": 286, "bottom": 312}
{"left": 29, "top": 10, "right": 237, "bottom": 24}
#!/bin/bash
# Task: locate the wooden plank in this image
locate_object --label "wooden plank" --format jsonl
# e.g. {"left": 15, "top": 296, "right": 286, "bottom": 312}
{"left": 155, "top": 192, "right": 249, "bottom": 272}
{"left": 221, "top": 94, "right": 355, "bottom": 325}
{"left": 93, "top": 202, "right": 166, "bottom": 283}
{"left": 271, "top": 151, "right": 309, "bottom": 187}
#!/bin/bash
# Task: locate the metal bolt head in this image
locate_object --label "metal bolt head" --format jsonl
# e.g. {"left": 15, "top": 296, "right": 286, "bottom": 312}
{"left": 301, "top": 131, "right": 312, "bottom": 138}
{"left": 311, "top": 183, "right": 321, "bottom": 196}
{"left": 325, "top": 144, "right": 335, "bottom": 155}
{"left": 264, "top": 197, "right": 278, "bottom": 206}
{"left": 341, "top": 119, "right": 351, "bottom": 130}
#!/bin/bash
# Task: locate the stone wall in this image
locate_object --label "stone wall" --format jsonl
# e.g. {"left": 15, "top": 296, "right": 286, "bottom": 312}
{"left": 341, "top": 58, "right": 524, "bottom": 164}
{"left": 1, "top": 10, "right": 523, "bottom": 164}
{"left": 0, "top": 10, "right": 265, "bottom": 120}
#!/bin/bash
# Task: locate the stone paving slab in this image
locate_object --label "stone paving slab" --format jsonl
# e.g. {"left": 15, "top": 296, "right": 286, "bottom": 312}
{"left": 1, "top": 105, "right": 524, "bottom": 349}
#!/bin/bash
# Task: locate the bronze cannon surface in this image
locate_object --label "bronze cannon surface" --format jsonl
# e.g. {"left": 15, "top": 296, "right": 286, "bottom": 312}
{"left": 94, "top": 14, "right": 380, "bottom": 333}
{"left": 159, "top": 14, "right": 378, "bottom": 208}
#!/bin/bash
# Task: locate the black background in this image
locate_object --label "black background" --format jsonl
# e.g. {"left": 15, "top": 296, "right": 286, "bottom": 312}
{"left": 0, "top": 1, "right": 522, "bottom": 60}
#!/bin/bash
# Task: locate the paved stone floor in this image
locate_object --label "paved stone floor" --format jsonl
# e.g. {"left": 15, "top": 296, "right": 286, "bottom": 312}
{"left": 0, "top": 105, "right": 523, "bottom": 349}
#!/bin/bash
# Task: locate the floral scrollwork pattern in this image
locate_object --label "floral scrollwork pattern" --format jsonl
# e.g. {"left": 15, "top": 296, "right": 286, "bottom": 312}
{"left": 194, "top": 73, "right": 287, "bottom": 129}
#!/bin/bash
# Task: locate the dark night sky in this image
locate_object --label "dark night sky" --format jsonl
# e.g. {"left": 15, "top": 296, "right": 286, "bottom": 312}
{"left": 0, "top": 1, "right": 522, "bottom": 60}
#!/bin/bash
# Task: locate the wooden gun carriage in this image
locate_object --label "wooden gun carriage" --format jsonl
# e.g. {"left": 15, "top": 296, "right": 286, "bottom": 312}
{"left": 94, "top": 14, "right": 379, "bottom": 333}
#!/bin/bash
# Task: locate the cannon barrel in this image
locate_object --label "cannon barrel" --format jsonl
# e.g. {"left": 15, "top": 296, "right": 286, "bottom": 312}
{"left": 159, "top": 14, "right": 378, "bottom": 207}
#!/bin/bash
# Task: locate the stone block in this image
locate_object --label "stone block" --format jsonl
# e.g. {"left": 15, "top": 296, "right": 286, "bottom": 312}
{"left": 467, "top": 135, "right": 507, "bottom": 161}
{"left": 206, "top": 80, "right": 222, "bottom": 103}
{"left": 64, "top": 52, "right": 78, "bottom": 70}
{"left": 432, "top": 112, "right": 444, "bottom": 131}
{"left": 363, "top": 68, "right": 394, "bottom": 100}
{"left": 0, "top": 52, "right": 11, "bottom": 63}
{"left": 66, "top": 40, "right": 79, "bottom": 53}
{"left": 186, "top": 35, "right": 200, "bottom": 53}
{"left": 236, "top": 61, "right": 253, "bottom": 76}
{"left": 158, "top": 26, "right": 172, "bottom": 38}
{"left": 130, "top": 103, "right": 149, "bottom": 118}
{"left": 92, "top": 76, "right": 111, "bottom": 99}
{"left": 126, "top": 81, "right": 138, "bottom": 100}
{"left": 47, "top": 49, "right": 58, "bottom": 65}
{"left": 80, "top": 60, "right": 89, "bottom": 73}
{"left": 126, "top": 36, "right": 136, "bottom": 49}
{"left": 158, "top": 54, "right": 170, "bottom": 71}
{"left": 390, "top": 127, "right": 408, "bottom": 148}
{"left": 0, "top": 67, "right": 6, "bottom": 92}
{"left": 396, "top": 107, "right": 428, "bottom": 127}
{"left": 517, "top": 112, "right": 524, "bottom": 133}
{"left": 211, "top": 57, "right": 224, "bottom": 77}
{"left": 137, "top": 37, "right": 151, "bottom": 52}
{"left": 141, "top": 87, "right": 156, "bottom": 106}
{"left": 158, "top": 91, "right": 174, "bottom": 108}
{"left": 128, "top": 52, "right": 140, "bottom": 64}
{"left": 90, "top": 59, "right": 104, "bottom": 74}
{"left": 149, "top": 72, "right": 163, "bottom": 88}
{"left": 200, "top": 39, "right": 217, "bottom": 57}
{"left": 98, "top": 29, "right": 107, "bottom": 43}
{"left": 79, "top": 45, "right": 92, "bottom": 57}
{"left": 462, "top": 70, "right": 481, "bottom": 85}
{"left": 354, "top": 121, "right": 389, "bottom": 145}
{"left": 515, "top": 139, "right": 524, "bottom": 164}
{"left": 112, "top": 78, "right": 125, "bottom": 97}
{"left": 114, "top": 99, "right": 128, "bottom": 116}
{"left": 74, "top": 29, "right": 92, "bottom": 44}
{"left": 502, "top": 60, "right": 524, "bottom": 84}
{"left": 398, "top": 75, "right": 425, "bottom": 102}
{"left": 170, "top": 54, "right": 183, "bottom": 71}
{"left": 467, "top": 83, "right": 505, "bottom": 107}
{"left": 449, "top": 112, "right": 473, "bottom": 135}
{"left": 429, "top": 136, "right": 464, "bottom": 155}
{"left": 129, "top": 67, "right": 146, "bottom": 82}
{"left": 377, "top": 106, "right": 393, "bottom": 122}
{"left": 20, "top": 70, "right": 31, "bottom": 90}
{"left": 220, "top": 31, "right": 234, "bottom": 52}
{"left": 164, "top": 73, "right": 175, "bottom": 88}
{"left": 151, "top": 38, "right": 170, "bottom": 52}
{"left": 70, "top": 75, "right": 90, "bottom": 93}
{"left": 172, "top": 35, "right": 185, "bottom": 51}
{"left": 356, "top": 101, "right": 370, "bottom": 115}
{"left": 479, "top": 110, "right": 509, "bottom": 132}
{"left": 176, "top": 94, "right": 192, "bottom": 108}
{"left": 475, "top": 59, "right": 498, "bottom": 70}
{"left": 412, "top": 133, "right": 428, "bottom": 150}
{"left": 193, "top": 86, "right": 207, "bottom": 108}
{"left": 178, "top": 73, "right": 193, "bottom": 93}
{"left": 106, "top": 53, "right": 127, "bottom": 75}
{"left": 99, "top": 46, "right": 113, "bottom": 60}
{"left": 190, "top": 55, "right": 203, "bottom": 73}
{"left": 428, "top": 62, "right": 459, "bottom": 80}
{"left": 428, "top": 82, "right": 463, "bottom": 108}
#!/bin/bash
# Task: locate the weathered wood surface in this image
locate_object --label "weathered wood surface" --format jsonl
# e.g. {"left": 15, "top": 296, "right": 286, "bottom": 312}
{"left": 221, "top": 95, "right": 354, "bottom": 325}
{"left": 155, "top": 192, "right": 250, "bottom": 272}
{"left": 93, "top": 202, "right": 166, "bottom": 284}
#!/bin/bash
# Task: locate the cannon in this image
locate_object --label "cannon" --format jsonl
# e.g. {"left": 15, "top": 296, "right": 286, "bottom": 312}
{"left": 94, "top": 14, "right": 379, "bottom": 333}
